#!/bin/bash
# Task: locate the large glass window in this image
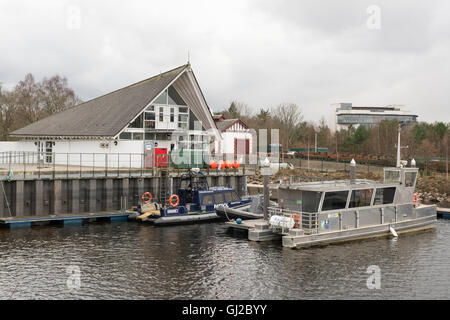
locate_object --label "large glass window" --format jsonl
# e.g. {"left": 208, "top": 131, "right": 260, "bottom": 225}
{"left": 128, "top": 114, "right": 143, "bottom": 128}
{"left": 168, "top": 86, "right": 186, "bottom": 105}
{"left": 154, "top": 90, "right": 167, "bottom": 104}
{"left": 322, "top": 191, "right": 349, "bottom": 211}
{"left": 373, "top": 187, "right": 396, "bottom": 205}
{"left": 349, "top": 189, "right": 373, "bottom": 208}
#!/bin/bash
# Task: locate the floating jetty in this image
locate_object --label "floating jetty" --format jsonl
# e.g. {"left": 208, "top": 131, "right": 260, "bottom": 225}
{"left": 437, "top": 207, "right": 450, "bottom": 219}
{"left": 0, "top": 210, "right": 131, "bottom": 228}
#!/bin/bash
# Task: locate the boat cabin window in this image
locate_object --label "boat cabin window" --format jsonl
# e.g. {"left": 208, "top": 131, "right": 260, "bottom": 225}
{"left": 302, "top": 191, "right": 322, "bottom": 213}
{"left": 322, "top": 191, "right": 349, "bottom": 211}
{"left": 349, "top": 189, "right": 373, "bottom": 208}
{"left": 404, "top": 172, "right": 417, "bottom": 187}
{"left": 224, "top": 191, "right": 240, "bottom": 202}
{"left": 373, "top": 187, "right": 396, "bottom": 205}
{"left": 202, "top": 194, "right": 214, "bottom": 205}
{"left": 214, "top": 193, "right": 225, "bottom": 203}
{"left": 384, "top": 170, "right": 400, "bottom": 183}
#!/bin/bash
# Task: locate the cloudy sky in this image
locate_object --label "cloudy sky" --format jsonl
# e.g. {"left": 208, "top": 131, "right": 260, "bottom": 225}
{"left": 1, "top": 0, "right": 449, "bottom": 124}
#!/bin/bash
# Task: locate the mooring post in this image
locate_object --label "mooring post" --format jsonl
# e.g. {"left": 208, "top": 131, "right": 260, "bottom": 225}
{"left": 350, "top": 158, "right": 356, "bottom": 184}
{"left": 261, "top": 157, "right": 271, "bottom": 221}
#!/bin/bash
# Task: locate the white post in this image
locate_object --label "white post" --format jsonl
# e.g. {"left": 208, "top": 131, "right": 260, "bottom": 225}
{"left": 396, "top": 124, "right": 401, "bottom": 168}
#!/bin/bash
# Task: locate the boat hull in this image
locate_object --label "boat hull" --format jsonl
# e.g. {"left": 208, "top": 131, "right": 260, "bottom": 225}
{"left": 282, "top": 214, "right": 436, "bottom": 249}
{"left": 146, "top": 203, "right": 252, "bottom": 226}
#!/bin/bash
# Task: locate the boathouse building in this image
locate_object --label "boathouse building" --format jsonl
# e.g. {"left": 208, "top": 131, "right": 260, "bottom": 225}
{"left": 8, "top": 64, "right": 222, "bottom": 166}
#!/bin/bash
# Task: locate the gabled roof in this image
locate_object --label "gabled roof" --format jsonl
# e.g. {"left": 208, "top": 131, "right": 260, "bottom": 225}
{"left": 215, "top": 119, "right": 248, "bottom": 132}
{"left": 11, "top": 64, "right": 189, "bottom": 137}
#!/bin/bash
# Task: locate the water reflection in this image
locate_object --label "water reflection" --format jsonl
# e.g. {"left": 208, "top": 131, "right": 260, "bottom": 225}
{"left": 0, "top": 220, "right": 449, "bottom": 299}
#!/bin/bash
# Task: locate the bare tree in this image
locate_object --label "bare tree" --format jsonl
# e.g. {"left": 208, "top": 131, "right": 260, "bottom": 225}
{"left": 14, "top": 73, "right": 41, "bottom": 125}
{"left": 273, "top": 103, "right": 304, "bottom": 150}
{"left": 0, "top": 85, "right": 18, "bottom": 141}
{"left": 39, "top": 75, "right": 81, "bottom": 116}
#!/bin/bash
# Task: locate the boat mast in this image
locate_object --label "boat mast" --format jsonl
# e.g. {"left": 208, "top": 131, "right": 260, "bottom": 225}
{"left": 396, "top": 123, "right": 401, "bottom": 168}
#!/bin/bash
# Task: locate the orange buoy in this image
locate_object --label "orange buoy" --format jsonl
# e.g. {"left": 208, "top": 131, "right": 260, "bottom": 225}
{"left": 169, "top": 194, "right": 180, "bottom": 207}
{"left": 233, "top": 160, "right": 240, "bottom": 169}
{"left": 209, "top": 160, "right": 218, "bottom": 169}
{"left": 219, "top": 161, "right": 226, "bottom": 169}
{"left": 141, "top": 192, "right": 152, "bottom": 203}
{"left": 291, "top": 213, "right": 301, "bottom": 228}
{"left": 226, "top": 161, "right": 234, "bottom": 169}
{"left": 413, "top": 193, "right": 420, "bottom": 206}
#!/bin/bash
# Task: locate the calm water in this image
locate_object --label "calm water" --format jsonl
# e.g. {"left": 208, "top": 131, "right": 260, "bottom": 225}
{"left": 1, "top": 219, "right": 450, "bottom": 300}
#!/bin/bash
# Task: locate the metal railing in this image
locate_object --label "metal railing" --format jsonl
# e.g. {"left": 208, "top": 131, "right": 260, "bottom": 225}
{"left": 268, "top": 206, "right": 319, "bottom": 234}
{"left": 0, "top": 151, "right": 258, "bottom": 180}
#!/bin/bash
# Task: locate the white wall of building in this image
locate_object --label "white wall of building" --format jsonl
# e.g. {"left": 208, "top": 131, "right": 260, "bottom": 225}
{"left": 0, "top": 141, "right": 37, "bottom": 152}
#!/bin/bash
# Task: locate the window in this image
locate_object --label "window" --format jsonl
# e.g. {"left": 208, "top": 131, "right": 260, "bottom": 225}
{"left": 170, "top": 108, "right": 175, "bottom": 122}
{"left": 145, "top": 133, "right": 154, "bottom": 140}
{"left": 302, "top": 191, "right": 322, "bottom": 213}
{"left": 230, "top": 191, "right": 240, "bottom": 202}
{"left": 146, "top": 105, "right": 155, "bottom": 112}
{"left": 128, "top": 114, "right": 143, "bottom": 128}
{"left": 214, "top": 193, "right": 225, "bottom": 204}
{"left": 224, "top": 192, "right": 233, "bottom": 203}
{"left": 349, "top": 189, "right": 373, "bottom": 208}
{"left": 145, "top": 112, "right": 155, "bottom": 120}
{"left": 154, "top": 90, "right": 167, "bottom": 104}
{"left": 178, "top": 113, "right": 188, "bottom": 129}
{"left": 119, "top": 132, "right": 132, "bottom": 140}
{"left": 159, "top": 107, "right": 164, "bottom": 122}
{"left": 202, "top": 194, "right": 214, "bottom": 205}
{"left": 168, "top": 86, "right": 186, "bottom": 105}
{"left": 179, "top": 107, "right": 188, "bottom": 113}
{"left": 384, "top": 170, "right": 400, "bottom": 183}
{"left": 374, "top": 187, "right": 396, "bottom": 205}
{"left": 405, "top": 172, "right": 417, "bottom": 187}
{"left": 132, "top": 132, "right": 143, "bottom": 140}
{"left": 322, "top": 191, "right": 349, "bottom": 211}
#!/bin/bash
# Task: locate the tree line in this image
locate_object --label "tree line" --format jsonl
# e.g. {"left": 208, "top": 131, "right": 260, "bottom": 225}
{"left": 0, "top": 74, "right": 81, "bottom": 141}
{"left": 1, "top": 75, "right": 448, "bottom": 160}
{"left": 221, "top": 100, "right": 449, "bottom": 159}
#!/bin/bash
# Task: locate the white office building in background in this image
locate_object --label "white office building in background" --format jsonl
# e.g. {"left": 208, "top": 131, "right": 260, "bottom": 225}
{"left": 332, "top": 103, "right": 418, "bottom": 131}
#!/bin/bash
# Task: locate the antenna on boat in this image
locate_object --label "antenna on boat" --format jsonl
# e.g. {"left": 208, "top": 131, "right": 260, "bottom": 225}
{"left": 396, "top": 124, "right": 401, "bottom": 168}
{"left": 395, "top": 122, "right": 409, "bottom": 168}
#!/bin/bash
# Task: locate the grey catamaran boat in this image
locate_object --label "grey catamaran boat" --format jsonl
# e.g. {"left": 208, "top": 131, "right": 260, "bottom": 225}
{"left": 227, "top": 162, "right": 437, "bottom": 249}
{"left": 227, "top": 124, "right": 437, "bottom": 249}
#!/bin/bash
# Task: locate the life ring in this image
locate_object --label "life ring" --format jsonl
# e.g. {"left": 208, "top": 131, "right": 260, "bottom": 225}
{"left": 290, "top": 214, "right": 301, "bottom": 229}
{"left": 413, "top": 193, "right": 420, "bottom": 206}
{"left": 169, "top": 194, "right": 180, "bottom": 207}
{"left": 142, "top": 192, "right": 152, "bottom": 203}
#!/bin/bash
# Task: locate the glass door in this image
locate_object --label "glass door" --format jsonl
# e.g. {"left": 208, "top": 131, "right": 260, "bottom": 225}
{"left": 45, "top": 141, "right": 53, "bottom": 164}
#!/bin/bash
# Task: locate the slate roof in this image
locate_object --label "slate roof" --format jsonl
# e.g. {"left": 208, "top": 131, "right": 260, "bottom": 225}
{"left": 11, "top": 64, "right": 189, "bottom": 137}
{"left": 215, "top": 118, "right": 249, "bottom": 132}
